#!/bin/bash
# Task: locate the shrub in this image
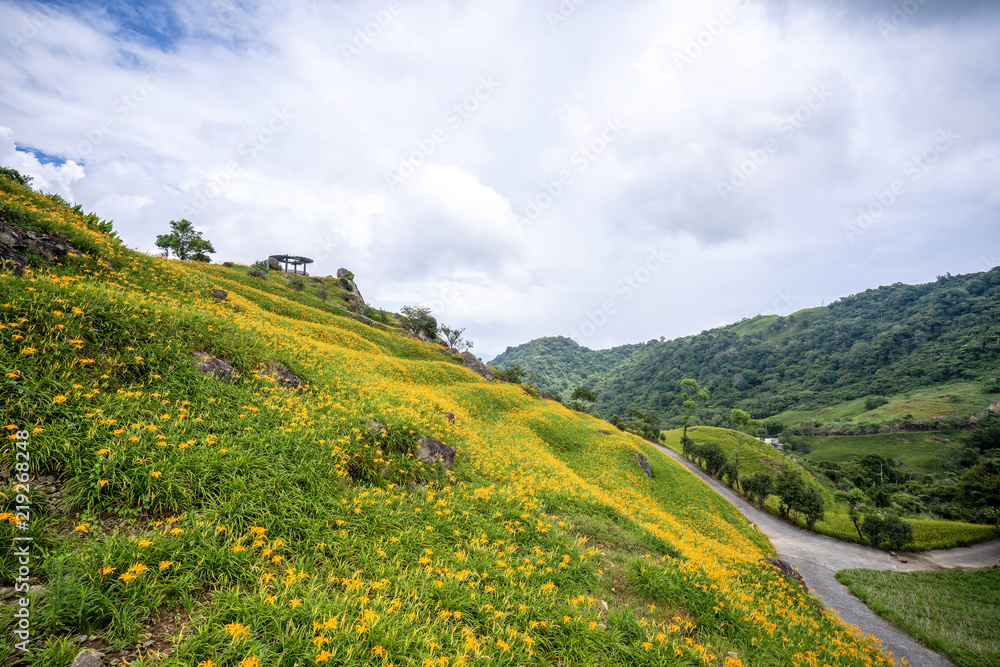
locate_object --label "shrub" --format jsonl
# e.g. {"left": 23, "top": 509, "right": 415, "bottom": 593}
{"left": 865, "top": 396, "right": 889, "bottom": 411}
{"left": 741, "top": 471, "right": 774, "bottom": 506}
{"left": 247, "top": 260, "right": 269, "bottom": 280}
{"left": 287, "top": 275, "right": 305, "bottom": 292}
{"left": 861, "top": 512, "right": 914, "bottom": 550}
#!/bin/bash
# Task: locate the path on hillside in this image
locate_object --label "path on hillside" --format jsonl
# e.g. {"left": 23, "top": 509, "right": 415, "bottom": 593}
{"left": 652, "top": 442, "right": 1000, "bottom": 667}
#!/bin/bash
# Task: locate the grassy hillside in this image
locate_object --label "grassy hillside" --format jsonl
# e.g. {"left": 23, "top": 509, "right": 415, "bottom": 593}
{"left": 660, "top": 427, "right": 994, "bottom": 551}
{"left": 0, "top": 177, "right": 906, "bottom": 665}
{"left": 490, "top": 273, "right": 1000, "bottom": 427}
{"left": 803, "top": 432, "right": 960, "bottom": 474}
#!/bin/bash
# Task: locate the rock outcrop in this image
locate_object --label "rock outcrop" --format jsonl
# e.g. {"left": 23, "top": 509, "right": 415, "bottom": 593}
{"left": 461, "top": 351, "right": 495, "bottom": 381}
{"left": 416, "top": 437, "right": 456, "bottom": 469}
{"left": 1, "top": 221, "right": 79, "bottom": 276}
{"left": 636, "top": 452, "right": 653, "bottom": 478}
{"left": 193, "top": 353, "right": 238, "bottom": 382}
{"left": 259, "top": 362, "right": 304, "bottom": 390}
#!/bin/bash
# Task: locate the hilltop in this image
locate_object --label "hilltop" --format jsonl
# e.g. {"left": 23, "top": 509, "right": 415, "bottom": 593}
{"left": 490, "top": 271, "right": 1000, "bottom": 431}
{"left": 0, "top": 173, "right": 907, "bottom": 665}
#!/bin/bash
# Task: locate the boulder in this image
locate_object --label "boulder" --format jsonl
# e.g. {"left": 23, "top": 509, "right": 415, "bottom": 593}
{"left": 759, "top": 558, "right": 806, "bottom": 589}
{"left": 223, "top": 261, "right": 235, "bottom": 268}
{"left": 636, "top": 452, "right": 653, "bottom": 478}
{"left": 210, "top": 289, "right": 228, "bottom": 301}
{"left": 445, "top": 412, "right": 455, "bottom": 424}
{"left": 460, "top": 351, "right": 495, "bottom": 381}
{"left": 367, "top": 421, "right": 386, "bottom": 435}
{"left": 259, "top": 362, "right": 303, "bottom": 390}
{"left": 193, "top": 353, "right": 238, "bottom": 383}
{"left": 71, "top": 649, "right": 104, "bottom": 667}
{"left": 337, "top": 268, "right": 354, "bottom": 280}
{"left": 598, "top": 430, "right": 611, "bottom": 436}
{"left": 416, "top": 437, "right": 456, "bottom": 469}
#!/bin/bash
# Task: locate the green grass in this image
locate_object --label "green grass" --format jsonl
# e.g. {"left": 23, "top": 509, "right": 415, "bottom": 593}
{"left": 660, "top": 427, "right": 996, "bottom": 551}
{"left": 803, "top": 432, "right": 960, "bottom": 473}
{"left": 836, "top": 568, "right": 1000, "bottom": 667}
{"left": 770, "top": 381, "right": 991, "bottom": 429}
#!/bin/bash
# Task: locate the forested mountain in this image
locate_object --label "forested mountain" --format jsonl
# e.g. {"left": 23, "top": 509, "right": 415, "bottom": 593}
{"left": 490, "top": 269, "right": 1000, "bottom": 427}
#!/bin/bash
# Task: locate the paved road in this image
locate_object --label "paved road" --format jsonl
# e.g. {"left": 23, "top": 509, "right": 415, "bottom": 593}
{"left": 652, "top": 442, "right": 1000, "bottom": 667}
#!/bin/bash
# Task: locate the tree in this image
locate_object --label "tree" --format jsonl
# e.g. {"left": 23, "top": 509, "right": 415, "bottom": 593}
{"left": 741, "top": 471, "right": 774, "bottom": 507}
{"left": 700, "top": 442, "right": 727, "bottom": 477}
{"left": 400, "top": 305, "right": 438, "bottom": 339}
{"left": 729, "top": 409, "right": 761, "bottom": 488}
{"left": 155, "top": 219, "right": 216, "bottom": 261}
{"left": 315, "top": 283, "right": 329, "bottom": 302}
{"left": 799, "top": 486, "right": 825, "bottom": 530}
{"left": 504, "top": 364, "right": 526, "bottom": 384}
{"left": 288, "top": 275, "right": 305, "bottom": 292}
{"left": 774, "top": 467, "right": 805, "bottom": 520}
{"left": 835, "top": 487, "right": 868, "bottom": 540}
{"left": 958, "top": 454, "right": 1000, "bottom": 535}
{"left": 861, "top": 512, "right": 913, "bottom": 550}
{"left": 0, "top": 166, "right": 33, "bottom": 188}
{"left": 680, "top": 379, "right": 709, "bottom": 456}
{"left": 440, "top": 325, "right": 473, "bottom": 351}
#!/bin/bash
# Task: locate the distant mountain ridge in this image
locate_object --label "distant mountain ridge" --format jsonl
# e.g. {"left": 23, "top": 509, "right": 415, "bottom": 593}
{"left": 490, "top": 268, "right": 1000, "bottom": 426}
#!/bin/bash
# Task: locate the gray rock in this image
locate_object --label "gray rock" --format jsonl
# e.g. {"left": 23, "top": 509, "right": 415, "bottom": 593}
{"left": 636, "top": 452, "right": 653, "bottom": 478}
{"left": 70, "top": 649, "right": 103, "bottom": 667}
{"left": 460, "top": 351, "right": 495, "bottom": 381}
{"left": 259, "top": 362, "right": 303, "bottom": 390}
{"left": 192, "top": 353, "right": 238, "bottom": 382}
{"left": 445, "top": 412, "right": 455, "bottom": 424}
{"left": 223, "top": 261, "right": 235, "bottom": 267}
{"left": 367, "top": 421, "right": 386, "bottom": 435}
{"left": 210, "top": 289, "right": 228, "bottom": 301}
{"left": 598, "top": 430, "right": 611, "bottom": 436}
{"left": 416, "top": 437, "right": 456, "bottom": 469}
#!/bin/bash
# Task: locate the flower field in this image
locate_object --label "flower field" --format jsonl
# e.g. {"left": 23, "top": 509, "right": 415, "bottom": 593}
{"left": 1, "top": 178, "right": 904, "bottom": 665}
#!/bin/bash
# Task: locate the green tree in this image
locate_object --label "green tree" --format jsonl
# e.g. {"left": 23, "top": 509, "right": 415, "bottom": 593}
{"left": 571, "top": 386, "right": 597, "bottom": 403}
{"left": 835, "top": 487, "right": 868, "bottom": 540}
{"left": 741, "top": 471, "right": 774, "bottom": 507}
{"left": 799, "top": 486, "right": 825, "bottom": 530}
{"left": 861, "top": 512, "right": 913, "bottom": 550}
{"left": 503, "top": 364, "right": 525, "bottom": 384}
{"left": 958, "top": 454, "right": 1000, "bottom": 535}
{"left": 155, "top": 219, "right": 216, "bottom": 261}
{"left": 400, "top": 305, "right": 438, "bottom": 339}
{"left": 729, "top": 408, "right": 760, "bottom": 487}
{"left": 680, "top": 379, "right": 709, "bottom": 456}
{"left": 774, "top": 468, "right": 804, "bottom": 520}
{"left": 440, "top": 325, "right": 473, "bottom": 351}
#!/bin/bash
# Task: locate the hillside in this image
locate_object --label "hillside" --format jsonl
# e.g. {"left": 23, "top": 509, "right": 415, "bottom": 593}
{"left": 490, "top": 271, "right": 1000, "bottom": 428}
{"left": 0, "top": 174, "right": 904, "bottom": 665}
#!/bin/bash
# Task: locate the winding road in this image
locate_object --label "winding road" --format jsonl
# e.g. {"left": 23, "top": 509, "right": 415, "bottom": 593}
{"left": 652, "top": 442, "right": 1000, "bottom": 667}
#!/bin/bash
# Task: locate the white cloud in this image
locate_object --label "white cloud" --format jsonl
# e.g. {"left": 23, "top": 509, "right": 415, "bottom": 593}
{"left": 1, "top": 0, "right": 998, "bottom": 359}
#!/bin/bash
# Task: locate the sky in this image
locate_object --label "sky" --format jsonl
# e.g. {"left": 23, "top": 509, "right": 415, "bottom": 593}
{"left": 2, "top": 0, "right": 998, "bottom": 361}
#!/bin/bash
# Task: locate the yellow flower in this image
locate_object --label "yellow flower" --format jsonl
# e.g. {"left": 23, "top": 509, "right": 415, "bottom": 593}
{"left": 21, "top": 347, "right": 36, "bottom": 355}
{"left": 238, "top": 657, "right": 259, "bottom": 667}
{"left": 138, "top": 540, "right": 153, "bottom": 548}
{"left": 170, "top": 528, "right": 184, "bottom": 535}
{"left": 101, "top": 567, "right": 116, "bottom": 575}
{"left": 159, "top": 561, "right": 173, "bottom": 570}
{"left": 316, "top": 651, "right": 332, "bottom": 663}
{"left": 226, "top": 622, "right": 249, "bottom": 640}
{"left": 53, "top": 395, "right": 67, "bottom": 404}
{"left": 232, "top": 545, "right": 245, "bottom": 553}
{"left": 98, "top": 479, "right": 108, "bottom": 487}
{"left": 151, "top": 471, "right": 162, "bottom": 478}
{"left": 289, "top": 598, "right": 302, "bottom": 609}
{"left": 74, "top": 522, "right": 91, "bottom": 532}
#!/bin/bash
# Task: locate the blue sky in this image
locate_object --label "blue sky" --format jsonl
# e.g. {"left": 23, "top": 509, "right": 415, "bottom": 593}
{"left": 2, "top": 0, "right": 999, "bottom": 360}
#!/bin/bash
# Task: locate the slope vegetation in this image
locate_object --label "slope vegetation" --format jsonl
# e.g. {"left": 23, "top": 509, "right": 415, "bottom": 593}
{"left": 1, "top": 175, "right": 899, "bottom": 666}
{"left": 490, "top": 271, "right": 1000, "bottom": 427}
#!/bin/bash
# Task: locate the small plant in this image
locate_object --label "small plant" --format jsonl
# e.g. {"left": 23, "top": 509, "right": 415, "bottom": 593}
{"left": 288, "top": 275, "right": 305, "bottom": 292}
{"left": 247, "top": 260, "right": 269, "bottom": 279}
{"left": 315, "top": 282, "right": 329, "bottom": 302}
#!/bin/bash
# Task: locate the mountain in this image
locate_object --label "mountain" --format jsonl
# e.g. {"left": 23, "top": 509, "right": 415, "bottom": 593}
{"left": 0, "top": 169, "right": 901, "bottom": 665}
{"left": 490, "top": 270, "right": 1000, "bottom": 428}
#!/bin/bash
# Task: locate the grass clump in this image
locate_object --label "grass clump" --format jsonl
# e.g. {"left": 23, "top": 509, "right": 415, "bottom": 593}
{"left": 836, "top": 568, "right": 1000, "bottom": 667}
